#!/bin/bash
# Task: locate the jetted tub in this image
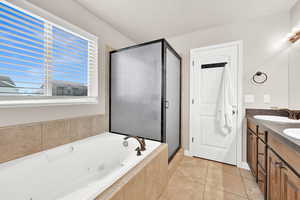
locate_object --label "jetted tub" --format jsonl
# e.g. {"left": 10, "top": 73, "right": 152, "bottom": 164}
{"left": 0, "top": 133, "right": 161, "bottom": 200}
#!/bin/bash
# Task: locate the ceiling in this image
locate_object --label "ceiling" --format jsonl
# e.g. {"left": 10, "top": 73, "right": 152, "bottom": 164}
{"left": 76, "top": 0, "right": 297, "bottom": 42}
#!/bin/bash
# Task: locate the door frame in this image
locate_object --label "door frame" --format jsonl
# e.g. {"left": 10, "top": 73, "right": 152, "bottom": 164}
{"left": 189, "top": 41, "right": 244, "bottom": 167}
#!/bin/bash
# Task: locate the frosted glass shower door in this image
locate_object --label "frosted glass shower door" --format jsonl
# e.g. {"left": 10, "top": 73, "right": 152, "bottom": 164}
{"left": 165, "top": 48, "right": 181, "bottom": 158}
{"left": 110, "top": 42, "right": 162, "bottom": 141}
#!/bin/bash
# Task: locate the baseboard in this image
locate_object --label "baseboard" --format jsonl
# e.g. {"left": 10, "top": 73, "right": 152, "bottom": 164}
{"left": 184, "top": 150, "right": 249, "bottom": 170}
{"left": 238, "top": 161, "right": 250, "bottom": 170}
{"left": 184, "top": 150, "right": 193, "bottom": 157}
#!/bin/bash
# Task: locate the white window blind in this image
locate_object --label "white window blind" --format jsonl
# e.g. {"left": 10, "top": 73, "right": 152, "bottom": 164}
{"left": 0, "top": 1, "right": 98, "bottom": 104}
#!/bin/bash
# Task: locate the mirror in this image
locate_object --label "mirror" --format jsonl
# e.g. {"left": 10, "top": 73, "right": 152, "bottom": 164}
{"left": 289, "top": 1, "right": 300, "bottom": 110}
{"left": 289, "top": 43, "right": 300, "bottom": 110}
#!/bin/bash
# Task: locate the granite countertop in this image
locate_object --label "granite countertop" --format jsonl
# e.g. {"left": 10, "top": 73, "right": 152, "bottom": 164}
{"left": 248, "top": 115, "right": 300, "bottom": 153}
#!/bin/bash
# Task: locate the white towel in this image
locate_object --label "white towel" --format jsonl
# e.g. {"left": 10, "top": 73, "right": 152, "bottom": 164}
{"left": 216, "top": 62, "right": 233, "bottom": 135}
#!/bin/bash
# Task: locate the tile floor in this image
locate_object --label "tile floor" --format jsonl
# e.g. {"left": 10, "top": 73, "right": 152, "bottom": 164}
{"left": 159, "top": 156, "right": 264, "bottom": 200}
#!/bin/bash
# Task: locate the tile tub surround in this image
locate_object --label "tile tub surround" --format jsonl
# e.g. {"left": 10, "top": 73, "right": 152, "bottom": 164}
{"left": 95, "top": 144, "right": 168, "bottom": 200}
{"left": 168, "top": 148, "right": 184, "bottom": 178}
{"left": 0, "top": 115, "right": 105, "bottom": 164}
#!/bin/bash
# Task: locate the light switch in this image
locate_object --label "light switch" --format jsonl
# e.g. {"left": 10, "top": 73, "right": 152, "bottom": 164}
{"left": 244, "top": 94, "right": 255, "bottom": 103}
{"left": 264, "top": 94, "right": 271, "bottom": 103}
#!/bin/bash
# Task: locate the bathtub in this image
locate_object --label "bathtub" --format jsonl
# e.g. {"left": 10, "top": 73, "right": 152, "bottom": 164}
{"left": 0, "top": 133, "right": 161, "bottom": 200}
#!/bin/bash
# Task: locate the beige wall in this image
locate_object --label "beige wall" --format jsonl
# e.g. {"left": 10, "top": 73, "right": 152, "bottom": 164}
{"left": 0, "top": 0, "right": 135, "bottom": 127}
{"left": 167, "top": 12, "right": 291, "bottom": 154}
{"left": 289, "top": 0, "right": 300, "bottom": 110}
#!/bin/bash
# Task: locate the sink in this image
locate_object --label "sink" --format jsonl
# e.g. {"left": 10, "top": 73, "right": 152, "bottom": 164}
{"left": 254, "top": 115, "right": 300, "bottom": 123}
{"left": 284, "top": 129, "right": 300, "bottom": 139}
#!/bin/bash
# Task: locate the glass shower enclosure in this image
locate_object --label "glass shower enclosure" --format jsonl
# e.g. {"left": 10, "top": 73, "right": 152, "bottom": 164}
{"left": 109, "top": 39, "right": 181, "bottom": 159}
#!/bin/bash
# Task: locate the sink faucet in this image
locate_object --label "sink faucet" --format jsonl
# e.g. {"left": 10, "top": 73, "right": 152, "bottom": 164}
{"left": 123, "top": 136, "right": 146, "bottom": 156}
{"left": 275, "top": 108, "right": 300, "bottom": 120}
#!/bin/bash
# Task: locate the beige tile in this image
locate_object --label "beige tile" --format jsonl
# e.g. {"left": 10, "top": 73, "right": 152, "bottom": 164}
{"left": 42, "top": 119, "right": 72, "bottom": 149}
{"left": 157, "top": 146, "right": 169, "bottom": 195}
{"left": 91, "top": 115, "right": 106, "bottom": 135}
{"left": 206, "top": 169, "right": 247, "bottom": 197}
{"left": 69, "top": 117, "right": 93, "bottom": 140}
{"left": 110, "top": 190, "right": 124, "bottom": 200}
{"left": 0, "top": 124, "right": 42, "bottom": 163}
{"left": 123, "top": 169, "right": 145, "bottom": 200}
{"left": 180, "top": 156, "right": 208, "bottom": 167}
{"left": 207, "top": 161, "right": 240, "bottom": 176}
{"left": 162, "top": 170, "right": 205, "bottom": 200}
{"left": 243, "top": 178, "right": 264, "bottom": 200}
{"left": 158, "top": 196, "right": 168, "bottom": 200}
{"left": 204, "top": 188, "right": 248, "bottom": 200}
{"left": 176, "top": 162, "right": 207, "bottom": 184}
{"left": 240, "top": 168, "right": 256, "bottom": 181}
{"left": 145, "top": 155, "right": 161, "bottom": 200}
{"left": 168, "top": 148, "right": 184, "bottom": 177}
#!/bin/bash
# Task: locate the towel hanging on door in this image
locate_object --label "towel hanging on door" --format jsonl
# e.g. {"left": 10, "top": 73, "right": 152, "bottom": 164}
{"left": 216, "top": 62, "right": 234, "bottom": 135}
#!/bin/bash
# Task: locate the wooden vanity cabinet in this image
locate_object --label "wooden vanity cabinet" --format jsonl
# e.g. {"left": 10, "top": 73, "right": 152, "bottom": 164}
{"left": 267, "top": 149, "right": 300, "bottom": 200}
{"left": 258, "top": 164, "right": 267, "bottom": 196}
{"left": 247, "top": 128, "right": 258, "bottom": 177}
{"left": 248, "top": 120, "right": 258, "bottom": 134}
{"left": 280, "top": 164, "right": 300, "bottom": 200}
{"left": 258, "top": 138, "right": 267, "bottom": 171}
{"left": 247, "top": 117, "right": 300, "bottom": 200}
{"left": 267, "top": 149, "right": 282, "bottom": 200}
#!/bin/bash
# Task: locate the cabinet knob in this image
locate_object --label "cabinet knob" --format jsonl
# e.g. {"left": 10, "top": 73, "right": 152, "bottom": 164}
{"left": 280, "top": 165, "right": 287, "bottom": 171}
{"left": 275, "top": 162, "right": 282, "bottom": 167}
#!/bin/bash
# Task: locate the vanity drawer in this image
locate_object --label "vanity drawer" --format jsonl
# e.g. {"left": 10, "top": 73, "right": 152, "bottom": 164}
{"left": 257, "top": 165, "right": 267, "bottom": 197}
{"left": 257, "top": 126, "right": 267, "bottom": 142}
{"left": 248, "top": 120, "right": 257, "bottom": 134}
{"left": 258, "top": 139, "right": 266, "bottom": 170}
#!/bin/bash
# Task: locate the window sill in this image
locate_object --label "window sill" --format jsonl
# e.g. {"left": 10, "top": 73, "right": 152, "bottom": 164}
{"left": 0, "top": 97, "right": 99, "bottom": 108}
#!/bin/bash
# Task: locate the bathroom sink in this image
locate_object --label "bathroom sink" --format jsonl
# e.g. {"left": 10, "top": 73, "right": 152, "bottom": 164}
{"left": 254, "top": 115, "right": 300, "bottom": 123}
{"left": 283, "top": 129, "right": 300, "bottom": 139}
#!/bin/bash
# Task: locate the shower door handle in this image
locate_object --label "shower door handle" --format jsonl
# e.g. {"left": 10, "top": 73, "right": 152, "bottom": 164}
{"left": 165, "top": 100, "right": 169, "bottom": 109}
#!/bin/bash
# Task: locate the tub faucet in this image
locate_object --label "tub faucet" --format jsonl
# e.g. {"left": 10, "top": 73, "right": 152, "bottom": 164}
{"left": 123, "top": 136, "right": 146, "bottom": 156}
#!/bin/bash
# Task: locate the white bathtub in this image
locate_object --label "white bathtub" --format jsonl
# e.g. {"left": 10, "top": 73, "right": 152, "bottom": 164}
{"left": 0, "top": 133, "right": 161, "bottom": 200}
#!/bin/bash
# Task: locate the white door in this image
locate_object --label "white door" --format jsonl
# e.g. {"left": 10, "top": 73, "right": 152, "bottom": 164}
{"left": 190, "top": 43, "right": 239, "bottom": 165}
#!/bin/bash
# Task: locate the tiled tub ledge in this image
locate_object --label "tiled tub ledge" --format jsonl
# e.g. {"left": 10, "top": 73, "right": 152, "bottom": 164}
{"left": 96, "top": 144, "right": 168, "bottom": 200}
{"left": 168, "top": 148, "right": 184, "bottom": 178}
{"left": 0, "top": 115, "right": 106, "bottom": 164}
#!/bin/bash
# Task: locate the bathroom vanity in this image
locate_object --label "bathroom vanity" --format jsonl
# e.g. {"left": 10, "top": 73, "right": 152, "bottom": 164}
{"left": 247, "top": 110, "right": 300, "bottom": 200}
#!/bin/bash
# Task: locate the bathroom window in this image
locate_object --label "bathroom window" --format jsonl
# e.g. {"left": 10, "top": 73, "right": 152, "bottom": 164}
{"left": 0, "top": 1, "right": 98, "bottom": 106}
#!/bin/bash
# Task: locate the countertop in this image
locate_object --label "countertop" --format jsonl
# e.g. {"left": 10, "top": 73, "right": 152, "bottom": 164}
{"left": 247, "top": 115, "right": 300, "bottom": 153}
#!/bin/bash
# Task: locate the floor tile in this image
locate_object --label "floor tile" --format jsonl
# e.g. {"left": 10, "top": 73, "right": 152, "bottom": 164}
{"left": 243, "top": 178, "right": 264, "bottom": 200}
{"left": 207, "top": 161, "right": 241, "bottom": 176}
{"left": 161, "top": 156, "right": 260, "bottom": 200}
{"left": 180, "top": 156, "right": 208, "bottom": 168}
{"left": 204, "top": 187, "right": 248, "bottom": 200}
{"left": 176, "top": 161, "right": 207, "bottom": 184}
{"left": 206, "top": 170, "right": 247, "bottom": 197}
{"left": 161, "top": 169, "right": 205, "bottom": 200}
{"left": 239, "top": 168, "right": 256, "bottom": 181}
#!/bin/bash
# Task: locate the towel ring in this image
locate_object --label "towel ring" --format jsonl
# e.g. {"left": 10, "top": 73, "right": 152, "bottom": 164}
{"left": 252, "top": 71, "right": 268, "bottom": 84}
